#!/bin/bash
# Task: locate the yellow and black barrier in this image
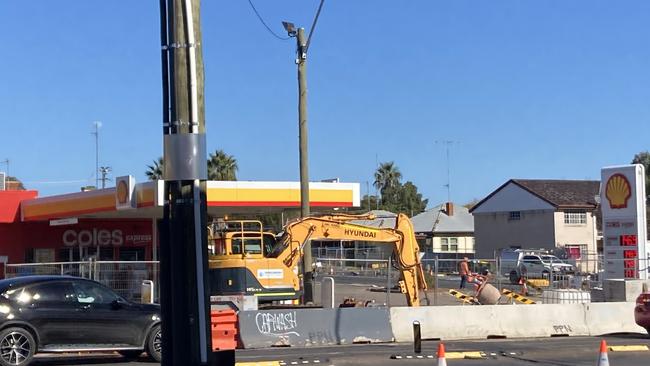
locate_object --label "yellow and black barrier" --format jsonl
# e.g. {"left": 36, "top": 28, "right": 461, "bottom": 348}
{"left": 448, "top": 289, "right": 480, "bottom": 304}
{"left": 526, "top": 279, "right": 549, "bottom": 293}
{"left": 502, "top": 289, "right": 536, "bottom": 304}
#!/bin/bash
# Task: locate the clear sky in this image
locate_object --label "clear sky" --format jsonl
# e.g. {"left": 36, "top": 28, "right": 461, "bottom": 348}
{"left": 1, "top": 1, "right": 648, "bottom": 208}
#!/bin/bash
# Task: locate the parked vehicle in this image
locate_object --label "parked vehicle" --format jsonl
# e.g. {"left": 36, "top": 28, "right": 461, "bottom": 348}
{"left": 0, "top": 275, "right": 161, "bottom": 366}
{"left": 500, "top": 249, "right": 575, "bottom": 284}
{"left": 634, "top": 291, "right": 650, "bottom": 334}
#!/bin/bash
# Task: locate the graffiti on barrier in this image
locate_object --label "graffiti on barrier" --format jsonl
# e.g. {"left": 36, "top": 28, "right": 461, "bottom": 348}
{"left": 552, "top": 324, "right": 573, "bottom": 334}
{"left": 255, "top": 311, "right": 300, "bottom": 337}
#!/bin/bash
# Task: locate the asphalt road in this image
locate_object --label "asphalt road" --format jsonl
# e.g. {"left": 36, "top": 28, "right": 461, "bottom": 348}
{"left": 29, "top": 334, "right": 650, "bottom": 365}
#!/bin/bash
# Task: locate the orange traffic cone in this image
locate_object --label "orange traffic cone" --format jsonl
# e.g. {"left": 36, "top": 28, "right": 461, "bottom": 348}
{"left": 437, "top": 342, "right": 447, "bottom": 366}
{"left": 597, "top": 339, "right": 609, "bottom": 366}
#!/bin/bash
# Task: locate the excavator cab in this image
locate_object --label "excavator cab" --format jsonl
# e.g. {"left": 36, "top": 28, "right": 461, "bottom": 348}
{"left": 208, "top": 219, "right": 301, "bottom": 302}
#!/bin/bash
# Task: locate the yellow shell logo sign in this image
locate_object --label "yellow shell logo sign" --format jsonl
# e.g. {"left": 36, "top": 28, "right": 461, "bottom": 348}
{"left": 605, "top": 173, "right": 631, "bottom": 209}
{"left": 117, "top": 180, "right": 129, "bottom": 205}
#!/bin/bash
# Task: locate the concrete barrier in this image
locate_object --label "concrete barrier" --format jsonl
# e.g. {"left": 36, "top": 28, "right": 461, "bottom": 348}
{"left": 391, "top": 302, "right": 647, "bottom": 342}
{"left": 238, "top": 307, "right": 393, "bottom": 349}
{"left": 390, "top": 304, "right": 590, "bottom": 342}
{"left": 585, "top": 302, "right": 646, "bottom": 335}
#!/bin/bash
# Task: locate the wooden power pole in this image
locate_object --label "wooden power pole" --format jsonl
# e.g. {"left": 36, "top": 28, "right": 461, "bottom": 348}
{"left": 159, "top": 1, "right": 228, "bottom": 365}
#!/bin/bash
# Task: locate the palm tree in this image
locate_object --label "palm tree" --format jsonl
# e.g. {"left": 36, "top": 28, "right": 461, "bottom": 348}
{"left": 208, "top": 150, "right": 238, "bottom": 181}
{"left": 145, "top": 157, "right": 164, "bottom": 180}
{"left": 373, "top": 161, "right": 402, "bottom": 200}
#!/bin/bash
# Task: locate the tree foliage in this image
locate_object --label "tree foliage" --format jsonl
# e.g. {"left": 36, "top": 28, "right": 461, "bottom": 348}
{"left": 368, "top": 161, "right": 428, "bottom": 216}
{"left": 145, "top": 157, "right": 164, "bottom": 181}
{"left": 373, "top": 162, "right": 402, "bottom": 200}
{"left": 632, "top": 151, "right": 650, "bottom": 195}
{"left": 145, "top": 150, "right": 238, "bottom": 181}
{"left": 208, "top": 150, "right": 238, "bottom": 181}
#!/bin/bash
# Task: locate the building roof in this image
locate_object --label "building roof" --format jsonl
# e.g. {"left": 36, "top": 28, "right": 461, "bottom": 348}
{"left": 350, "top": 210, "right": 397, "bottom": 228}
{"left": 470, "top": 179, "right": 600, "bottom": 213}
{"left": 411, "top": 203, "right": 474, "bottom": 234}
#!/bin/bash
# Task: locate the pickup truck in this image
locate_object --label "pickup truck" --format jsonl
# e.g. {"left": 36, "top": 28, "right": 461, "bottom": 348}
{"left": 501, "top": 250, "right": 575, "bottom": 284}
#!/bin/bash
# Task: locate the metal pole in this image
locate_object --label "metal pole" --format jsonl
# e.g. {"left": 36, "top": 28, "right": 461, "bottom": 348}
{"left": 413, "top": 321, "right": 421, "bottom": 353}
{"left": 387, "top": 256, "right": 391, "bottom": 308}
{"left": 434, "top": 255, "right": 439, "bottom": 306}
{"left": 159, "top": 1, "right": 215, "bottom": 365}
{"left": 297, "top": 27, "right": 314, "bottom": 304}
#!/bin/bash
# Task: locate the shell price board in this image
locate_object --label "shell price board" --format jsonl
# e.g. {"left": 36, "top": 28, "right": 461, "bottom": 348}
{"left": 601, "top": 164, "right": 648, "bottom": 280}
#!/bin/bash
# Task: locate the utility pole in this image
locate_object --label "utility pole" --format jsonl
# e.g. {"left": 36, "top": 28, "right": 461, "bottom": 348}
{"left": 99, "top": 166, "right": 111, "bottom": 189}
{"left": 282, "top": 0, "right": 324, "bottom": 303}
{"left": 92, "top": 121, "right": 101, "bottom": 188}
{"left": 296, "top": 27, "right": 315, "bottom": 303}
{"left": 159, "top": 1, "right": 218, "bottom": 365}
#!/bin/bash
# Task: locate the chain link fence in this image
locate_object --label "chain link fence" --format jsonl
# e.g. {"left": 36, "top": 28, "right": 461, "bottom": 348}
{"left": 3, "top": 255, "right": 649, "bottom": 306}
{"left": 4, "top": 261, "right": 159, "bottom": 303}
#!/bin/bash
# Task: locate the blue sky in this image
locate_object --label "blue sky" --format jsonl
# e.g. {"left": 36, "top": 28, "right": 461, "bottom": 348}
{"left": 1, "top": 1, "right": 648, "bottom": 207}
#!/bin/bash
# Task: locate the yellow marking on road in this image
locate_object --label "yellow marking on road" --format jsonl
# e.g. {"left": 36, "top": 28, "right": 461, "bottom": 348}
{"left": 445, "top": 351, "right": 485, "bottom": 359}
{"left": 609, "top": 345, "right": 650, "bottom": 352}
{"left": 236, "top": 362, "right": 281, "bottom": 366}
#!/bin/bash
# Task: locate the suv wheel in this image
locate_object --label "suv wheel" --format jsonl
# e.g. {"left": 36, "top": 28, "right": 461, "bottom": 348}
{"left": 509, "top": 271, "right": 520, "bottom": 284}
{"left": 0, "top": 327, "right": 35, "bottom": 366}
{"left": 146, "top": 325, "right": 162, "bottom": 362}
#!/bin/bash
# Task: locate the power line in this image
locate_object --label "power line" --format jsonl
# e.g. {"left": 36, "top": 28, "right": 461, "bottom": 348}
{"left": 246, "top": 0, "right": 290, "bottom": 40}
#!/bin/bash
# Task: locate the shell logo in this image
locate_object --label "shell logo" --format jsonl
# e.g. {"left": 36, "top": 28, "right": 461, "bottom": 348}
{"left": 116, "top": 180, "right": 129, "bottom": 204}
{"left": 605, "top": 173, "right": 631, "bottom": 209}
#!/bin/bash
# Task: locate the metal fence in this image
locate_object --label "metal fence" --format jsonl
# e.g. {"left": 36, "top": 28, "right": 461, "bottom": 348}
{"left": 4, "top": 255, "right": 649, "bottom": 307}
{"left": 4, "top": 261, "right": 159, "bottom": 303}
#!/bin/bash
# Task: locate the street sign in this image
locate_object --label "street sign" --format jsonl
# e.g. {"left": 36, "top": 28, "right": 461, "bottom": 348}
{"left": 601, "top": 164, "right": 648, "bottom": 280}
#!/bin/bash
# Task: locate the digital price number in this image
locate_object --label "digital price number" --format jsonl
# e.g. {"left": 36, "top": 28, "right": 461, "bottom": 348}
{"left": 620, "top": 234, "right": 638, "bottom": 246}
{"left": 621, "top": 235, "right": 639, "bottom": 278}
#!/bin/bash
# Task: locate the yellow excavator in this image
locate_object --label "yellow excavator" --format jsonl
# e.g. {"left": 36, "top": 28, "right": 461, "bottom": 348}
{"left": 208, "top": 213, "right": 428, "bottom": 306}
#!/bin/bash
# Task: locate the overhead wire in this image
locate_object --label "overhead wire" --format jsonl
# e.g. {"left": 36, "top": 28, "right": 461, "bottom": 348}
{"left": 246, "top": 0, "right": 290, "bottom": 40}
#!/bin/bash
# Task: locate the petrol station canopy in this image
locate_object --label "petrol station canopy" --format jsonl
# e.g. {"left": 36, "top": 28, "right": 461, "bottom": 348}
{"left": 20, "top": 180, "right": 361, "bottom": 222}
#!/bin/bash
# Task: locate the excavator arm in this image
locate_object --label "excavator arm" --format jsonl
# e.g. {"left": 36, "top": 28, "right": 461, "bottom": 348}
{"left": 272, "top": 213, "right": 428, "bottom": 306}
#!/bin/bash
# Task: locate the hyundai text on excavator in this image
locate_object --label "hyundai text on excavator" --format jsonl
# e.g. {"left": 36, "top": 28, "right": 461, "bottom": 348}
{"left": 208, "top": 213, "right": 428, "bottom": 306}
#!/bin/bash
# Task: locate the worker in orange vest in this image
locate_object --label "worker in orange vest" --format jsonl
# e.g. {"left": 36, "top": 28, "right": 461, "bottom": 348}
{"left": 459, "top": 257, "right": 470, "bottom": 289}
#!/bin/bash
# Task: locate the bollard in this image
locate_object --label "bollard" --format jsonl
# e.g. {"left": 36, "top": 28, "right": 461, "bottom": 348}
{"left": 413, "top": 320, "right": 421, "bottom": 354}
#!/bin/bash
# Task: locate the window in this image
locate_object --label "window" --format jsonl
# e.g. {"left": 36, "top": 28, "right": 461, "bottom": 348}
{"left": 73, "top": 281, "right": 119, "bottom": 304}
{"left": 566, "top": 244, "right": 587, "bottom": 259}
{"left": 11, "top": 282, "right": 76, "bottom": 304}
{"left": 509, "top": 211, "right": 521, "bottom": 221}
{"left": 450, "top": 238, "right": 459, "bottom": 251}
{"left": 564, "top": 210, "right": 587, "bottom": 225}
{"left": 440, "top": 238, "right": 449, "bottom": 252}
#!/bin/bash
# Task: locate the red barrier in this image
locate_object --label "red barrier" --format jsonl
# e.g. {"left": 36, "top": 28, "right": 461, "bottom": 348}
{"left": 211, "top": 309, "right": 238, "bottom": 350}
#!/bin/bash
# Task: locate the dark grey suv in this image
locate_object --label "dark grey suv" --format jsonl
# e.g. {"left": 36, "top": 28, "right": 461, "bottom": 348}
{"left": 0, "top": 275, "right": 161, "bottom": 366}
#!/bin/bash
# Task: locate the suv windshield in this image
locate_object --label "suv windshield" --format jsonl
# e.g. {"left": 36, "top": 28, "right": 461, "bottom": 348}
{"left": 541, "top": 255, "right": 563, "bottom": 264}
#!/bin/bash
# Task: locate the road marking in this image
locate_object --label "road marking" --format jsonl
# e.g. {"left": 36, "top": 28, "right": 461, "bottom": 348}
{"left": 236, "top": 362, "right": 281, "bottom": 366}
{"left": 609, "top": 345, "right": 650, "bottom": 352}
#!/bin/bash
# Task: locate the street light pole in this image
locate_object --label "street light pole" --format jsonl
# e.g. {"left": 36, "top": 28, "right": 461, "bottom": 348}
{"left": 281, "top": 0, "right": 324, "bottom": 306}
{"left": 295, "top": 27, "right": 315, "bottom": 304}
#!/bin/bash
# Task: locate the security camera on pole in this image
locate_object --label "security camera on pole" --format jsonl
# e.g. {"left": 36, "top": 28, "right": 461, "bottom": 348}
{"left": 282, "top": 0, "right": 325, "bottom": 304}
